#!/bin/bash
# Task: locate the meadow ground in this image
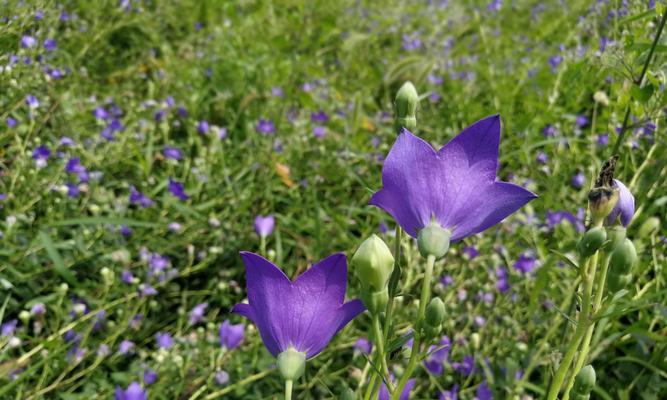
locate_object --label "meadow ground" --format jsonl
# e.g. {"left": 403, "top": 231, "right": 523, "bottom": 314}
{"left": 0, "top": 1, "right": 665, "bottom": 399}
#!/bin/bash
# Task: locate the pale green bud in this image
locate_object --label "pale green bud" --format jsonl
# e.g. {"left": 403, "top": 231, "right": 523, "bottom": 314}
{"left": 339, "top": 387, "right": 356, "bottom": 400}
{"left": 572, "top": 365, "right": 596, "bottom": 400}
{"left": 417, "top": 221, "right": 451, "bottom": 259}
{"left": 19, "top": 310, "right": 30, "bottom": 325}
{"left": 277, "top": 347, "right": 306, "bottom": 381}
{"left": 425, "top": 297, "right": 446, "bottom": 327}
{"left": 471, "top": 332, "right": 481, "bottom": 350}
{"left": 361, "top": 288, "right": 388, "bottom": 315}
{"left": 394, "top": 81, "right": 419, "bottom": 133}
{"left": 101, "top": 267, "right": 114, "bottom": 286}
{"left": 577, "top": 227, "right": 607, "bottom": 259}
{"left": 604, "top": 226, "right": 627, "bottom": 251}
{"left": 352, "top": 235, "right": 394, "bottom": 292}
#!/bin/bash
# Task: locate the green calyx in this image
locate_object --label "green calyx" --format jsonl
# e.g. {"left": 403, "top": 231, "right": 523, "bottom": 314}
{"left": 277, "top": 347, "right": 306, "bottom": 381}
{"left": 352, "top": 235, "right": 394, "bottom": 293}
{"left": 361, "top": 287, "right": 388, "bottom": 315}
{"left": 417, "top": 221, "right": 451, "bottom": 259}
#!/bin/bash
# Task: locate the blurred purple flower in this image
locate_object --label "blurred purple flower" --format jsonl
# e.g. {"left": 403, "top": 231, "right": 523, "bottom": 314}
{"left": 311, "top": 111, "right": 329, "bottom": 123}
{"left": 219, "top": 320, "right": 244, "bottom": 349}
{"left": 232, "top": 252, "right": 365, "bottom": 358}
{"left": 353, "top": 337, "right": 372, "bottom": 355}
{"left": 6, "top": 117, "right": 17, "bottom": 128}
{"left": 496, "top": 266, "right": 510, "bottom": 292}
{"left": 476, "top": 381, "right": 493, "bottom": 400}
{"left": 43, "top": 38, "right": 57, "bottom": 51}
{"left": 453, "top": 355, "right": 475, "bottom": 376}
{"left": 21, "top": 35, "right": 37, "bottom": 48}
{"left": 440, "top": 385, "right": 459, "bottom": 400}
{"left": 545, "top": 209, "right": 585, "bottom": 232}
{"left": 129, "top": 186, "right": 154, "bottom": 208}
{"left": 256, "top": 119, "right": 275, "bottom": 135}
{"left": 114, "top": 382, "right": 147, "bottom": 400}
{"left": 379, "top": 376, "right": 415, "bottom": 400}
{"left": 32, "top": 145, "right": 51, "bottom": 168}
{"left": 1, "top": 320, "right": 17, "bottom": 337}
{"left": 118, "top": 340, "right": 135, "bottom": 355}
{"left": 31, "top": 303, "right": 46, "bottom": 316}
{"left": 254, "top": 214, "right": 275, "bottom": 238}
{"left": 189, "top": 303, "right": 208, "bottom": 325}
{"left": 168, "top": 178, "right": 189, "bottom": 201}
{"left": 571, "top": 172, "right": 585, "bottom": 189}
{"left": 143, "top": 369, "right": 157, "bottom": 385}
{"left": 513, "top": 253, "right": 537, "bottom": 274}
{"left": 215, "top": 370, "right": 230, "bottom": 385}
{"left": 163, "top": 146, "right": 182, "bottom": 160}
{"left": 313, "top": 125, "right": 326, "bottom": 138}
{"left": 536, "top": 151, "right": 548, "bottom": 164}
{"left": 542, "top": 124, "right": 557, "bottom": 137}
{"left": 155, "top": 332, "right": 173, "bottom": 349}
{"left": 424, "top": 336, "right": 451, "bottom": 375}
{"left": 597, "top": 133, "right": 609, "bottom": 146}
{"left": 197, "top": 120, "right": 209, "bottom": 134}
{"left": 26, "top": 95, "right": 39, "bottom": 108}
{"left": 576, "top": 115, "right": 589, "bottom": 128}
{"left": 462, "top": 245, "right": 479, "bottom": 259}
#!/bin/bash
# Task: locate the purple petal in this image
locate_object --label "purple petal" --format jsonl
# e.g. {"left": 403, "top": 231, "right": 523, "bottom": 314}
{"left": 607, "top": 179, "right": 634, "bottom": 227}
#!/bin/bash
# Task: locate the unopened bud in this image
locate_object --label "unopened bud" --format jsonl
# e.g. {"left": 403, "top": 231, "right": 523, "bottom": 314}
{"left": 101, "top": 267, "right": 114, "bottom": 286}
{"left": 19, "top": 310, "right": 30, "bottom": 325}
{"left": 588, "top": 186, "right": 619, "bottom": 224}
{"left": 604, "top": 226, "right": 626, "bottom": 251}
{"left": 577, "top": 227, "right": 607, "bottom": 259}
{"left": 572, "top": 365, "right": 596, "bottom": 400}
{"left": 607, "top": 273, "right": 632, "bottom": 293}
{"left": 361, "top": 288, "right": 388, "bottom": 315}
{"left": 471, "top": 332, "right": 481, "bottom": 350}
{"left": 340, "top": 387, "right": 356, "bottom": 400}
{"left": 394, "top": 81, "right": 419, "bottom": 133}
{"left": 418, "top": 221, "right": 451, "bottom": 259}
{"left": 277, "top": 347, "right": 306, "bottom": 381}
{"left": 352, "top": 235, "right": 394, "bottom": 292}
{"left": 609, "top": 239, "right": 637, "bottom": 275}
{"left": 425, "top": 297, "right": 446, "bottom": 327}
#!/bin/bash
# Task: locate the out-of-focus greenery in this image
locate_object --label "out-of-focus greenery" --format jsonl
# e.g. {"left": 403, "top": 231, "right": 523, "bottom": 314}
{"left": 0, "top": 0, "right": 665, "bottom": 399}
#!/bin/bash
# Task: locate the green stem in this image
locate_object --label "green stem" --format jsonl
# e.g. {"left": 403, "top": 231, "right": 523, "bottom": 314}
{"left": 612, "top": 9, "right": 667, "bottom": 154}
{"left": 391, "top": 254, "right": 435, "bottom": 400}
{"left": 562, "top": 253, "right": 611, "bottom": 399}
{"left": 546, "top": 253, "right": 596, "bottom": 400}
{"left": 383, "top": 227, "right": 403, "bottom": 338}
{"left": 285, "top": 379, "right": 293, "bottom": 400}
{"left": 373, "top": 315, "right": 393, "bottom": 392}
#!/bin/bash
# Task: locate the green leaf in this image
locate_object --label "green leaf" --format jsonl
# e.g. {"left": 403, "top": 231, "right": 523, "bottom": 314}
{"left": 549, "top": 249, "right": 580, "bottom": 270}
{"left": 38, "top": 231, "right": 77, "bottom": 286}
{"left": 630, "top": 84, "right": 655, "bottom": 103}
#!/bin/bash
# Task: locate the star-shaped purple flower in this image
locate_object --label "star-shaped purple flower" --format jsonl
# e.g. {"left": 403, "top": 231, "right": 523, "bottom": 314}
{"left": 232, "top": 252, "right": 365, "bottom": 358}
{"left": 370, "top": 115, "right": 537, "bottom": 241}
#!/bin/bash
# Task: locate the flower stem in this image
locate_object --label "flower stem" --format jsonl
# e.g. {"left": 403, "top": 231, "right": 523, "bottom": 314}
{"left": 562, "top": 253, "right": 611, "bottom": 399}
{"left": 612, "top": 9, "right": 667, "bottom": 154}
{"left": 391, "top": 254, "right": 436, "bottom": 400}
{"left": 383, "top": 226, "right": 403, "bottom": 337}
{"left": 546, "top": 244, "right": 600, "bottom": 400}
{"left": 284, "top": 379, "right": 293, "bottom": 400}
{"left": 372, "top": 315, "right": 393, "bottom": 390}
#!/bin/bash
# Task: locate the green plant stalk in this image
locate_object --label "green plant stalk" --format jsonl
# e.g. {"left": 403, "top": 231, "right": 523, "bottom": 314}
{"left": 373, "top": 315, "right": 394, "bottom": 393}
{"left": 383, "top": 226, "right": 403, "bottom": 339}
{"left": 562, "top": 253, "right": 612, "bottom": 400}
{"left": 391, "top": 254, "right": 436, "bottom": 400}
{"left": 612, "top": 9, "right": 667, "bottom": 154}
{"left": 285, "top": 379, "right": 293, "bottom": 400}
{"left": 546, "top": 250, "right": 598, "bottom": 400}
{"left": 363, "top": 354, "right": 380, "bottom": 400}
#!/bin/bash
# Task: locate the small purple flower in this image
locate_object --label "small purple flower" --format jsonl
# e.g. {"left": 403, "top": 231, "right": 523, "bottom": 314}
{"left": 6, "top": 117, "right": 17, "bottom": 128}
{"left": 575, "top": 115, "right": 589, "bottom": 128}
{"left": 271, "top": 87, "right": 284, "bottom": 98}
{"left": 487, "top": 0, "right": 502, "bottom": 12}
{"left": 424, "top": 336, "right": 451, "bottom": 375}
{"left": 254, "top": 215, "right": 275, "bottom": 238}
{"left": 26, "top": 95, "right": 39, "bottom": 108}
{"left": 114, "top": 382, "right": 147, "bottom": 400}
{"left": 495, "top": 267, "right": 510, "bottom": 293}
{"left": 462, "top": 245, "right": 479, "bottom": 259}
{"left": 440, "top": 275, "right": 454, "bottom": 287}
{"left": 1, "top": 320, "right": 17, "bottom": 337}
{"left": 97, "top": 344, "right": 110, "bottom": 358}
{"left": 21, "top": 35, "right": 37, "bottom": 48}
{"left": 476, "top": 381, "right": 493, "bottom": 400}
{"left": 513, "top": 252, "right": 538, "bottom": 274}
{"left": 43, "top": 38, "right": 57, "bottom": 51}
{"left": 168, "top": 178, "right": 189, "bottom": 201}
{"left": 93, "top": 106, "right": 109, "bottom": 120}
{"left": 310, "top": 111, "right": 329, "bottom": 123}
{"left": 215, "top": 370, "right": 230, "bottom": 385}
{"left": 66, "top": 183, "right": 80, "bottom": 198}
{"left": 440, "top": 385, "right": 459, "bottom": 400}
{"left": 60, "top": 136, "right": 76, "bottom": 146}
{"left": 219, "top": 320, "right": 244, "bottom": 349}
{"left": 353, "top": 337, "right": 372, "bottom": 355}
{"left": 163, "top": 146, "right": 182, "bottom": 160}
{"left": 454, "top": 354, "right": 475, "bottom": 376}
{"left": 122, "top": 270, "right": 134, "bottom": 284}
{"left": 143, "top": 369, "right": 157, "bottom": 385}
{"left": 542, "top": 124, "right": 557, "bottom": 137}
{"left": 548, "top": 55, "right": 563, "bottom": 72}
{"left": 139, "top": 284, "right": 157, "bottom": 297}
{"left": 232, "top": 252, "right": 365, "bottom": 358}
{"left": 255, "top": 119, "right": 275, "bottom": 135}
{"left": 546, "top": 209, "right": 585, "bottom": 233}
{"left": 536, "top": 151, "right": 548, "bottom": 164}
{"left": 370, "top": 115, "right": 537, "bottom": 240}
{"left": 129, "top": 186, "right": 154, "bottom": 208}
{"left": 606, "top": 179, "right": 634, "bottom": 226}
{"left": 189, "top": 303, "right": 208, "bottom": 325}
{"left": 31, "top": 303, "right": 46, "bottom": 316}
{"left": 118, "top": 340, "right": 135, "bottom": 355}
{"left": 155, "top": 332, "right": 174, "bottom": 349}
{"left": 119, "top": 225, "right": 132, "bottom": 237}
{"left": 597, "top": 133, "right": 609, "bottom": 146}
{"left": 32, "top": 145, "right": 51, "bottom": 168}
{"left": 313, "top": 125, "right": 326, "bottom": 138}
{"left": 571, "top": 172, "right": 585, "bottom": 189}
{"left": 197, "top": 120, "right": 209, "bottom": 134}
{"left": 379, "top": 376, "right": 415, "bottom": 400}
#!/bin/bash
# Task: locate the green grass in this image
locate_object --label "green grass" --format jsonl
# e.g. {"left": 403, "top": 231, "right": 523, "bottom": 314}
{"left": 0, "top": 0, "right": 665, "bottom": 399}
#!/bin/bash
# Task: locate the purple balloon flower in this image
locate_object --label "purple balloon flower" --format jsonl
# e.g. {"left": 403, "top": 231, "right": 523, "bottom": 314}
{"left": 155, "top": 332, "right": 174, "bottom": 349}
{"left": 513, "top": 252, "right": 538, "bottom": 274}
{"left": 232, "top": 252, "right": 365, "bottom": 358}
{"left": 370, "top": 115, "right": 537, "bottom": 240}
{"left": 254, "top": 214, "right": 275, "bottom": 238}
{"left": 143, "top": 369, "right": 157, "bottom": 385}
{"left": 114, "top": 382, "right": 147, "bottom": 400}
{"left": 168, "top": 178, "right": 189, "bottom": 201}
{"left": 606, "top": 179, "right": 634, "bottom": 226}
{"left": 188, "top": 303, "right": 208, "bottom": 325}
{"left": 219, "top": 320, "right": 244, "bottom": 349}
{"left": 256, "top": 119, "right": 275, "bottom": 135}
{"left": 354, "top": 337, "right": 372, "bottom": 355}
{"left": 163, "top": 146, "right": 182, "bottom": 160}
{"left": 439, "top": 385, "right": 459, "bottom": 400}
{"left": 424, "top": 336, "right": 451, "bottom": 375}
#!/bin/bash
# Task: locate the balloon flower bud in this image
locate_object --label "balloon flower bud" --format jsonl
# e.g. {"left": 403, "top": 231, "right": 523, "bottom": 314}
{"left": 609, "top": 239, "right": 637, "bottom": 275}
{"left": 572, "top": 365, "right": 596, "bottom": 400}
{"left": 425, "top": 297, "right": 446, "bottom": 327}
{"left": 577, "top": 227, "right": 607, "bottom": 259}
{"left": 394, "top": 81, "right": 419, "bottom": 133}
{"left": 277, "top": 347, "right": 306, "bottom": 381}
{"left": 361, "top": 288, "right": 388, "bottom": 315}
{"left": 588, "top": 186, "right": 619, "bottom": 224}
{"left": 352, "top": 235, "right": 394, "bottom": 292}
{"left": 638, "top": 217, "right": 660, "bottom": 238}
{"left": 604, "top": 226, "right": 626, "bottom": 252}
{"left": 418, "top": 221, "right": 451, "bottom": 259}
{"left": 339, "top": 387, "right": 356, "bottom": 400}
